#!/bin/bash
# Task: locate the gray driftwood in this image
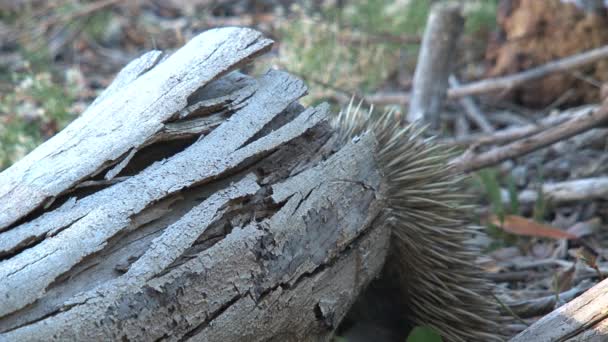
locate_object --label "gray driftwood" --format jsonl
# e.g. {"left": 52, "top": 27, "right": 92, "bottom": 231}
{"left": 511, "top": 277, "right": 608, "bottom": 341}
{"left": 0, "top": 28, "right": 390, "bottom": 341}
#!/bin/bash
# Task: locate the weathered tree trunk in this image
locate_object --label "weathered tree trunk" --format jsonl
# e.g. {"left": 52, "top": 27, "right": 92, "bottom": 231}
{"left": 0, "top": 28, "right": 389, "bottom": 341}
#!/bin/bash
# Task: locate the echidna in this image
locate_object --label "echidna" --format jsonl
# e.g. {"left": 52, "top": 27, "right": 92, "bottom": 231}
{"left": 333, "top": 101, "right": 503, "bottom": 342}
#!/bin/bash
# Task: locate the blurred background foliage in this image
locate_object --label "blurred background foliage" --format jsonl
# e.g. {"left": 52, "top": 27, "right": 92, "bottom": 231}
{"left": 0, "top": 0, "right": 498, "bottom": 170}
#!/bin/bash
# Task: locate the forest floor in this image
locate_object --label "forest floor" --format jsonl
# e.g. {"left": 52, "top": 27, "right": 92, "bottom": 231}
{"left": 2, "top": 0, "right": 608, "bottom": 339}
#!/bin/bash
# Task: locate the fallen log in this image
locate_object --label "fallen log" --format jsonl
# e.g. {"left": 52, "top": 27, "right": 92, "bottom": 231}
{"left": 0, "top": 27, "right": 389, "bottom": 341}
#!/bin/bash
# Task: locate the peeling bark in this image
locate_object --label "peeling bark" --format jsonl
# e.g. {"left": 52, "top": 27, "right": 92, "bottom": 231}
{"left": 0, "top": 27, "right": 389, "bottom": 341}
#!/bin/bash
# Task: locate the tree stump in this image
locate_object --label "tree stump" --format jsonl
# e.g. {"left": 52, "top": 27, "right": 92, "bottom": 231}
{"left": 0, "top": 28, "right": 389, "bottom": 341}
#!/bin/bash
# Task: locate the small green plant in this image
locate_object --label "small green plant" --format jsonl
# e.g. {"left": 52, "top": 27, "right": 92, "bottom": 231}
{"left": 0, "top": 1, "right": 93, "bottom": 171}
{"left": 275, "top": 11, "right": 399, "bottom": 102}
{"left": 532, "top": 165, "right": 548, "bottom": 222}
{"left": 505, "top": 173, "right": 520, "bottom": 215}
{"left": 337, "top": 0, "right": 431, "bottom": 36}
{"left": 477, "top": 168, "right": 505, "bottom": 220}
{"left": 475, "top": 168, "right": 519, "bottom": 247}
{"left": 407, "top": 326, "right": 443, "bottom": 342}
{"left": 265, "top": 0, "right": 435, "bottom": 106}
{"left": 463, "top": 0, "right": 499, "bottom": 34}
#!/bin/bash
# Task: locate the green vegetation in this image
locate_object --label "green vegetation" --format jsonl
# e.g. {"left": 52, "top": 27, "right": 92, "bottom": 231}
{"left": 272, "top": 0, "right": 430, "bottom": 105}
{"left": 475, "top": 168, "right": 515, "bottom": 247}
{"left": 477, "top": 168, "right": 506, "bottom": 221}
{"left": 0, "top": 1, "right": 112, "bottom": 171}
{"left": 407, "top": 326, "right": 443, "bottom": 342}
{"left": 475, "top": 165, "right": 550, "bottom": 248}
{"left": 83, "top": 9, "right": 113, "bottom": 42}
{"left": 0, "top": 63, "right": 76, "bottom": 170}
{"left": 270, "top": 0, "right": 497, "bottom": 108}
{"left": 532, "top": 165, "right": 548, "bottom": 223}
{"left": 464, "top": 0, "right": 499, "bottom": 34}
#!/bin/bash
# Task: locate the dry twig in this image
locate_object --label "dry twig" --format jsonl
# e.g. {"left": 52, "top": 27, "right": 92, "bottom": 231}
{"left": 441, "top": 106, "right": 595, "bottom": 146}
{"left": 452, "top": 102, "right": 608, "bottom": 172}
{"left": 504, "top": 177, "right": 608, "bottom": 205}
{"left": 449, "top": 75, "right": 493, "bottom": 133}
{"left": 448, "top": 45, "right": 608, "bottom": 99}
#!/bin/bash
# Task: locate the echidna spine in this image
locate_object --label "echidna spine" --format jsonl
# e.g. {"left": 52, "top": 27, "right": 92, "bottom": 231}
{"left": 333, "top": 100, "right": 503, "bottom": 342}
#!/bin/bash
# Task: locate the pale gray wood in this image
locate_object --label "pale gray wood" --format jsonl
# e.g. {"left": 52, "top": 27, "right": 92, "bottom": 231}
{"left": 193, "top": 222, "right": 389, "bottom": 342}
{"left": 103, "top": 73, "right": 256, "bottom": 181}
{"left": 0, "top": 71, "right": 294, "bottom": 256}
{"left": 449, "top": 75, "right": 494, "bottom": 133}
{"left": 124, "top": 173, "right": 260, "bottom": 281}
{"left": 0, "top": 69, "right": 308, "bottom": 317}
{"left": 0, "top": 27, "right": 273, "bottom": 231}
{"left": 0, "top": 132, "right": 388, "bottom": 342}
{"left": 408, "top": 3, "right": 463, "bottom": 127}
{"left": 89, "top": 50, "right": 164, "bottom": 109}
{"left": 0, "top": 28, "right": 391, "bottom": 342}
{"left": 511, "top": 278, "right": 608, "bottom": 341}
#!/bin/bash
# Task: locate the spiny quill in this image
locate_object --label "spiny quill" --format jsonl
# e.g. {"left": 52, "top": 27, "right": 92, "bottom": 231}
{"left": 332, "top": 99, "right": 503, "bottom": 342}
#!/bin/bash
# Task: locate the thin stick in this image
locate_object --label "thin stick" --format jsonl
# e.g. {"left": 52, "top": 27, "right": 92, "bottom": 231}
{"left": 441, "top": 106, "right": 594, "bottom": 146}
{"left": 454, "top": 112, "right": 470, "bottom": 137}
{"left": 449, "top": 75, "right": 494, "bottom": 133}
{"left": 492, "top": 293, "right": 529, "bottom": 327}
{"left": 364, "top": 92, "right": 410, "bottom": 105}
{"left": 452, "top": 102, "right": 608, "bottom": 172}
{"left": 448, "top": 45, "right": 608, "bottom": 99}
{"left": 338, "top": 30, "right": 421, "bottom": 46}
{"left": 505, "top": 177, "right": 608, "bottom": 205}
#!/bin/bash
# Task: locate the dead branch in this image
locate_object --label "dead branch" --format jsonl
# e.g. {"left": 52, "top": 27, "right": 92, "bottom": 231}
{"left": 448, "top": 45, "right": 608, "bottom": 99}
{"left": 452, "top": 102, "right": 608, "bottom": 172}
{"left": 364, "top": 91, "right": 410, "bottom": 106}
{"left": 0, "top": 28, "right": 273, "bottom": 231}
{"left": 338, "top": 30, "right": 421, "bottom": 46}
{"left": 503, "top": 177, "right": 608, "bottom": 205}
{"left": 505, "top": 281, "right": 594, "bottom": 319}
{"left": 441, "top": 106, "right": 595, "bottom": 146}
{"left": 449, "top": 75, "right": 494, "bottom": 133}
{"left": 408, "top": 3, "right": 463, "bottom": 127}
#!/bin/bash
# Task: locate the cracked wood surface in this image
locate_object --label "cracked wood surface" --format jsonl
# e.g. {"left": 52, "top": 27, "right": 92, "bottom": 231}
{"left": 0, "top": 27, "right": 272, "bottom": 231}
{"left": 0, "top": 27, "right": 389, "bottom": 341}
{"left": 0, "top": 69, "right": 310, "bottom": 317}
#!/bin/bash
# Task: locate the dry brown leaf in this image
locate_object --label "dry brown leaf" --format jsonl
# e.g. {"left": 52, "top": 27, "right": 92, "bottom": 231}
{"left": 490, "top": 215, "right": 578, "bottom": 240}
